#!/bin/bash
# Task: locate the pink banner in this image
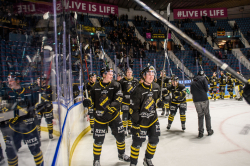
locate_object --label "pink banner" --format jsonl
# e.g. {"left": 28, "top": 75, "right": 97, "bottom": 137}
{"left": 14, "top": 0, "right": 118, "bottom": 15}
{"left": 173, "top": 8, "right": 227, "bottom": 19}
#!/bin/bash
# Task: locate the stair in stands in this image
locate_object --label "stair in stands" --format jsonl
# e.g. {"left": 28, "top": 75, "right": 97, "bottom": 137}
{"left": 196, "top": 22, "right": 219, "bottom": 49}
{"left": 232, "top": 48, "right": 250, "bottom": 71}
{"left": 228, "top": 20, "right": 250, "bottom": 48}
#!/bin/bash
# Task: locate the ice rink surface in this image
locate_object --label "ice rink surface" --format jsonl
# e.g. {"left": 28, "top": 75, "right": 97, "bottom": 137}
{"left": 72, "top": 99, "right": 250, "bottom": 166}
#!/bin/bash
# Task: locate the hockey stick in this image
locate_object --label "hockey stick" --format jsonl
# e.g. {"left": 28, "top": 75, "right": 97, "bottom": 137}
{"left": 160, "top": 3, "right": 171, "bottom": 100}
{"left": 133, "top": 0, "right": 248, "bottom": 84}
{"left": 84, "top": 44, "right": 90, "bottom": 81}
{"left": 74, "top": 12, "right": 88, "bottom": 99}
{"left": 96, "top": 32, "right": 109, "bottom": 67}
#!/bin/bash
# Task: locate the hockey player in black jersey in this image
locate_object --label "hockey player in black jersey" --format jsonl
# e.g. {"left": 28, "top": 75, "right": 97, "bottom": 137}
{"left": 35, "top": 75, "right": 54, "bottom": 139}
{"left": 85, "top": 73, "right": 97, "bottom": 133}
{"left": 156, "top": 70, "right": 171, "bottom": 116}
{"left": 117, "top": 72, "right": 124, "bottom": 82}
{"left": 226, "top": 73, "right": 235, "bottom": 99}
{"left": 119, "top": 68, "right": 139, "bottom": 136}
{"left": 0, "top": 72, "right": 44, "bottom": 166}
{"left": 83, "top": 67, "right": 130, "bottom": 166}
{"left": 219, "top": 71, "right": 227, "bottom": 99}
{"left": 129, "top": 66, "right": 167, "bottom": 166}
{"left": 209, "top": 72, "right": 218, "bottom": 101}
{"left": 167, "top": 76, "right": 187, "bottom": 131}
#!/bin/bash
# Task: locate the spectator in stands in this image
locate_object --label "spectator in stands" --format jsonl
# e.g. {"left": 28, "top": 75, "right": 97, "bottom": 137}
{"left": 158, "top": 29, "right": 162, "bottom": 33}
{"left": 101, "top": 18, "right": 104, "bottom": 27}
{"left": 217, "top": 27, "right": 221, "bottom": 31}
{"left": 178, "top": 44, "right": 181, "bottom": 52}
{"left": 218, "top": 51, "right": 223, "bottom": 59}
{"left": 126, "top": 14, "right": 128, "bottom": 21}
{"left": 212, "top": 37, "right": 215, "bottom": 47}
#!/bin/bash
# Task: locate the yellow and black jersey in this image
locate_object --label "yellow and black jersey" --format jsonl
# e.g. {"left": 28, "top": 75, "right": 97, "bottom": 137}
{"left": 90, "top": 80, "right": 123, "bottom": 124}
{"left": 119, "top": 77, "right": 139, "bottom": 105}
{"left": 130, "top": 82, "right": 165, "bottom": 128}
{"left": 219, "top": 74, "right": 227, "bottom": 86}
{"left": 73, "top": 83, "right": 80, "bottom": 98}
{"left": 84, "top": 81, "right": 95, "bottom": 97}
{"left": 227, "top": 77, "right": 235, "bottom": 89}
{"left": 156, "top": 76, "right": 171, "bottom": 87}
{"left": 209, "top": 76, "right": 218, "bottom": 88}
{"left": 168, "top": 83, "right": 186, "bottom": 104}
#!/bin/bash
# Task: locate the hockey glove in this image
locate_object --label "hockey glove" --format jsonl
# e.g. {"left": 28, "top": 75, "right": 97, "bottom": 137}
{"left": 243, "top": 80, "right": 250, "bottom": 105}
{"left": 156, "top": 99, "right": 164, "bottom": 108}
{"left": 162, "top": 88, "right": 169, "bottom": 95}
{"left": 83, "top": 99, "right": 92, "bottom": 107}
{"left": 131, "top": 124, "right": 140, "bottom": 137}
{"left": 35, "top": 103, "right": 45, "bottom": 114}
{"left": 174, "top": 91, "right": 181, "bottom": 96}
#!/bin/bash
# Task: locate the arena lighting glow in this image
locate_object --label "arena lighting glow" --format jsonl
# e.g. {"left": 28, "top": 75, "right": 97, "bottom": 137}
{"left": 90, "top": 33, "right": 94, "bottom": 35}
{"left": 151, "top": 39, "right": 153, "bottom": 41}
{"left": 228, "top": 36, "right": 231, "bottom": 38}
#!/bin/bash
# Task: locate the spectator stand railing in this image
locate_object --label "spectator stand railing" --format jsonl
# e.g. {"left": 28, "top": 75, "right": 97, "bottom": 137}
{"left": 232, "top": 48, "right": 250, "bottom": 72}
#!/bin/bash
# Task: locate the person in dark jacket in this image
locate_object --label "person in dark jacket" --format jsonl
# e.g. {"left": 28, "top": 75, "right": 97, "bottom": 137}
{"left": 190, "top": 71, "right": 213, "bottom": 138}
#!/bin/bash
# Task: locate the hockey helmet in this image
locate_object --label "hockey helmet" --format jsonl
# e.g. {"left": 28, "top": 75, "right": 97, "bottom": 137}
{"left": 89, "top": 73, "right": 96, "bottom": 79}
{"left": 117, "top": 72, "right": 124, "bottom": 77}
{"left": 226, "top": 72, "right": 231, "bottom": 77}
{"left": 100, "top": 66, "right": 114, "bottom": 76}
{"left": 8, "top": 72, "right": 22, "bottom": 81}
{"left": 126, "top": 67, "right": 133, "bottom": 72}
{"left": 171, "top": 76, "right": 179, "bottom": 82}
{"left": 198, "top": 70, "right": 205, "bottom": 76}
{"left": 141, "top": 66, "right": 156, "bottom": 78}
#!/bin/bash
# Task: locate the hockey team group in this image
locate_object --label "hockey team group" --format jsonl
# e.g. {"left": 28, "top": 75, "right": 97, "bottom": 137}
{"left": 78, "top": 65, "right": 246, "bottom": 166}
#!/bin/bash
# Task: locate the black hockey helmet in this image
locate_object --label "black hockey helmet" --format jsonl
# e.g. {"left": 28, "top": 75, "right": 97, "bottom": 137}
{"left": 126, "top": 67, "right": 133, "bottom": 72}
{"left": 226, "top": 72, "right": 231, "bottom": 77}
{"left": 89, "top": 73, "right": 96, "bottom": 79}
{"left": 117, "top": 72, "right": 124, "bottom": 77}
{"left": 100, "top": 66, "right": 114, "bottom": 76}
{"left": 141, "top": 65, "right": 156, "bottom": 79}
{"left": 8, "top": 72, "right": 22, "bottom": 81}
{"left": 171, "top": 76, "right": 179, "bottom": 82}
{"left": 198, "top": 70, "right": 205, "bottom": 76}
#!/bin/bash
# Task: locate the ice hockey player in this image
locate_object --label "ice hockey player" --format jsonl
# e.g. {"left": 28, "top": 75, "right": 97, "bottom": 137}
{"left": 85, "top": 73, "right": 97, "bottom": 133}
{"left": 209, "top": 72, "right": 218, "bottom": 101}
{"left": 119, "top": 68, "right": 139, "bottom": 136}
{"left": 117, "top": 72, "right": 124, "bottom": 82}
{"left": 235, "top": 71, "right": 244, "bottom": 101}
{"left": 226, "top": 73, "right": 235, "bottom": 99}
{"left": 167, "top": 76, "right": 187, "bottom": 131}
{"left": 156, "top": 70, "right": 171, "bottom": 116}
{"left": 82, "top": 66, "right": 130, "bottom": 166}
{"left": 129, "top": 66, "right": 167, "bottom": 166}
{"left": 219, "top": 71, "right": 227, "bottom": 99}
{"left": 35, "top": 75, "right": 54, "bottom": 139}
{"left": 0, "top": 72, "right": 44, "bottom": 166}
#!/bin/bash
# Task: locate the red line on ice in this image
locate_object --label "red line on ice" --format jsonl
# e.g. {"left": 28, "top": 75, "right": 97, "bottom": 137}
{"left": 219, "top": 112, "right": 250, "bottom": 154}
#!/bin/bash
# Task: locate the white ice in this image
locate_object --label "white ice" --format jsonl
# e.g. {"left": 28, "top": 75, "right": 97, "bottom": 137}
{"left": 71, "top": 99, "right": 250, "bottom": 166}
